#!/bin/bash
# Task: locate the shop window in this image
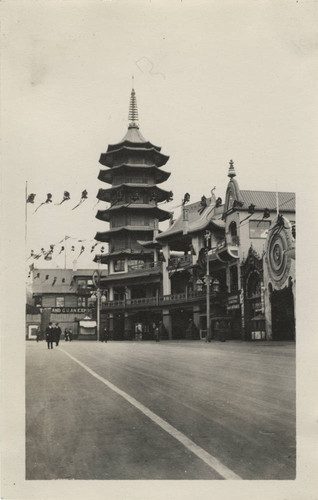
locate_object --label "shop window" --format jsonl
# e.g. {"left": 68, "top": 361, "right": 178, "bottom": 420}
{"left": 56, "top": 296, "right": 65, "bottom": 307}
{"left": 77, "top": 296, "right": 86, "bottom": 307}
{"left": 114, "top": 259, "right": 125, "bottom": 272}
{"left": 230, "top": 266, "right": 239, "bottom": 292}
{"left": 249, "top": 220, "right": 271, "bottom": 239}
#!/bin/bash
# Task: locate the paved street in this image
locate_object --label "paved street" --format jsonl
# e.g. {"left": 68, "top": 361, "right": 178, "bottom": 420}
{"left": 26, "top": 340, "right": 295, "bottom": 480}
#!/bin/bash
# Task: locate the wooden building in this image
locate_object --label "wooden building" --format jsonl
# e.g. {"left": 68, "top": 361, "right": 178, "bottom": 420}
{"left": 26, "top": 269, "right": 97, "bottom": 340}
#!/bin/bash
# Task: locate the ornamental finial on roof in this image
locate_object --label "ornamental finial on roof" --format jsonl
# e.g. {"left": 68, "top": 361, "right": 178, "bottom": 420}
{"left": 128, "top": 76, "right": 139, "bottom": 129}
{"left": 228, "top": 159, "right": 236, "bottom": 179}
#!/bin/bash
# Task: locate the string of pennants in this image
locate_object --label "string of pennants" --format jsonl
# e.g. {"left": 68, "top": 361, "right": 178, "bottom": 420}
{"left": 27, "top": 190, "right": 89, "bottom": 213}
{"left": 27, "top": 236, "right": 106, "bottom": 267}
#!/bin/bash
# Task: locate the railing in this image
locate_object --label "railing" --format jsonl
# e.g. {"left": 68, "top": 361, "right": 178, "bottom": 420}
{"left": 126, "top": 296, "right": 157, "bottom": 306}
{"left": 230, "top": 235, "right": 240, "bottom": 246}
{"left": 167, "top": 254, "right": 193, "bottom": 270}
{"left": 127, "top": 262, "right": 162, "bottom": 272}
{"left": 224, "top": 234, "right": 240, "bottom": 246}
{"left": 102, "top": 289, "right": 207, "bottom": 310}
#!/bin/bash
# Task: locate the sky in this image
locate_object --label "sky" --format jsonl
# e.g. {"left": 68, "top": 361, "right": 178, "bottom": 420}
{"left": 2, "top": 0, "right": 318, "bottom": 269}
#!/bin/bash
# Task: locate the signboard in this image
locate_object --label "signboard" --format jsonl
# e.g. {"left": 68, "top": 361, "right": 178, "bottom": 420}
{"left": 227, "top": 294, "right": 240, "bottom": 311}
{"left": 50, "top": 307, "right": 88, "bottom": 314}
{"left": 227, "top": 304, "right": 240, "bottom": 311}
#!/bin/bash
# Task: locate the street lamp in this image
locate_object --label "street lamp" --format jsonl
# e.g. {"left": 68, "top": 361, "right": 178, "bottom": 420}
{"left": 203, "top": 230, "right": 220, "bottom": 342}
{"left": 90, "top": 290, "right": 107, "bottom": 341}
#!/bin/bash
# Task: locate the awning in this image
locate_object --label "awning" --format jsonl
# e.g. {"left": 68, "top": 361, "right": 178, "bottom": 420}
{"left": 79, "top": 320, "right": 97, "bottom": 328}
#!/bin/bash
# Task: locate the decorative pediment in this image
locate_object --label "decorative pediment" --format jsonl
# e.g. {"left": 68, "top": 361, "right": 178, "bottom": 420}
{"left": 241, "top": 244, "right": 263, "bottom": 278}
{"left": 223, "top": 179, "right": 244, "bottom": 217}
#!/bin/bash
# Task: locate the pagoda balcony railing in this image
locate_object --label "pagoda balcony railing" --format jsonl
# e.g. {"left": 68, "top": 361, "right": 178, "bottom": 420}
{"left": 167, "top": 254, "right": 193, "bottom": 270}
{"left": 127, "top": 261, "right": 162, "bottom": 273}
{"left": 102, "top": 289, "right": 207, "bottom": 310}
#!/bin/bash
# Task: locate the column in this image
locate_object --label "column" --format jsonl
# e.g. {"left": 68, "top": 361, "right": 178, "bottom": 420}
{"left": 108, "top": 285, "right": 114, "bottom": 301}
{"left": 264, "top": 284, "right": 273, "bottom": 340}
{"left": 162, "top": 244, "right": 171, "bottom": 296}
{"left": 162, "top": 308, "right": 172, "bottom": 340}
{"left": 108, "top": 313, "right": 114, "bottom": 339}
{"left": 124, "top": 313, "right": 132, "bottom": 340}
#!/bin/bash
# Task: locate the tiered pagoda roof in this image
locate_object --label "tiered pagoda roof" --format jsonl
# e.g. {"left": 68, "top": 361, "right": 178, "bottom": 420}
{"left": 94, "top": 86, "right": 172, "bottom": 262}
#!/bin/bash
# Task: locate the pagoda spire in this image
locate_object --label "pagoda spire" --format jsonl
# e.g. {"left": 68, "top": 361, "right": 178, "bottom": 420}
{"left": 128, "top": 77, "right": 139, "bottom": 129}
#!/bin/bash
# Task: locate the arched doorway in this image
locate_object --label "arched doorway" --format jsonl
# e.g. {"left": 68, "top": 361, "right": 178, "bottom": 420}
{"left": 271, "top": 286, "right": 295, "bottom": 340}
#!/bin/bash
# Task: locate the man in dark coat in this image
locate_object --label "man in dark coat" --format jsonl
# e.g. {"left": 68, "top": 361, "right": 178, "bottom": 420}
{"left": 55, "top": 323, "right": 62, "bottom": 346}
{"left": 45, "top": 322, "right": 54, "bottom": 349}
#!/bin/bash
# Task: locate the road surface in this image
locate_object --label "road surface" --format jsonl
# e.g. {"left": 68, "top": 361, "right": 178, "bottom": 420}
{"left": 26, "top": 340, "right": 295, "bottom": 480}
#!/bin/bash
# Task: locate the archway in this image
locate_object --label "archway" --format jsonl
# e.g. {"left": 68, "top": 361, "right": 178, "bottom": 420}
{"left": 271, "top": 286, "right": 295, "bottom": 340}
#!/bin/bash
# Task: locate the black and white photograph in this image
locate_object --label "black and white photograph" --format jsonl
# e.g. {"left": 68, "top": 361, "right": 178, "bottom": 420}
{"left": 1, "top": 1, "right": 318, "bottom": 499}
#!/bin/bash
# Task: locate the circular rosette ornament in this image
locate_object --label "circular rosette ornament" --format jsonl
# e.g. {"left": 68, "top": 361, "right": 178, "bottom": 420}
{"left": 265, "top": 216, "right": 294, "bottom": 289}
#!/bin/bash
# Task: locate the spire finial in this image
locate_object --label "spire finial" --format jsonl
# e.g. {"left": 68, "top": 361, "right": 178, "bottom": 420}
{"left": 228, "top": 159, "right": 236, "bottom": 179}
{"left": 128, "top": 79, "right": 139, "bottom": 129}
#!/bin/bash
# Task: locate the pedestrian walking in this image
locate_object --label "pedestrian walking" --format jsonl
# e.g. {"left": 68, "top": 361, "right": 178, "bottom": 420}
{"left": 154, "top": 325, "right": 160, "bottom": 342}
{"left": 55, "top": 323, "right": 62, "bottom": 346}
{"left": 158, "top": 321, "right": 166, "bottom": 340}
{"left": 101, "top": 327, "right": 108, "bottom": 342}
{"left": 36, "top": 328, "right": 41, "bottom": 342}
{"left": 45, "top": 322, "right": 54, "bottom": 349}
{"left": 69, "top": 329, "right": 73, "bottom": 341}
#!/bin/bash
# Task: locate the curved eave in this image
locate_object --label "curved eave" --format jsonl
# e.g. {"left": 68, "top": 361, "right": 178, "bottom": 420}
{"left": 107, "top": 140, "right": 161, "bottom": 152}
{"left": 95, "top": 227, "right": 154, "bottom": 242}
{"left": 99, "top": 147, "right": 169, "bottom": 168}
{"left": 137, "top": 239, "right": 162, "bottom": 249}
{"left": 98, "top": 165, "right": 171, "bottom": 185}
{"left": 157, "top": 218, "right": 225, "bottom": 241}
{"left": 93, "top": 249, "right": 154, "bottom": 263}
{"left": 97, "top": 185, "right": 171, "bottom": 203}
{"left": 215, "top": 246, "right": 239, "bottom": 262}
{"left": 190, "top": 218, "right": 225, "bottom": 234}
{"left": 96, "top": 205, "right": 171, "bottom": 222}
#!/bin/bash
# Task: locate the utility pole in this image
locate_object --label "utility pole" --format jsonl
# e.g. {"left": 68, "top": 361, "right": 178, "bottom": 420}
{"left": 204, "top": 230, "right": 212, "bottom": 342}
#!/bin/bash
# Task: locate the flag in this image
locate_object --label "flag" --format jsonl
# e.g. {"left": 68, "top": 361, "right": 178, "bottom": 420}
{"left": 34, "top": 193, "right": 53, "bottom": 213}
{"left": 27, "top": 193, "right": 36, "bottom": 203}
{"left": 72, "top": 190, "right": 88, "bottom": 210}
{"left": 56, "top": 191, "right": 70, "bottom": 205}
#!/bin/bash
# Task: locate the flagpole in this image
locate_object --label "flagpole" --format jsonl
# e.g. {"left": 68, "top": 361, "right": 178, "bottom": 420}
{"left": 64, "top": 235, "right": 67, "bottom": 270}
{"left": 25, "top": 181, "right": 28, "bottom": 245}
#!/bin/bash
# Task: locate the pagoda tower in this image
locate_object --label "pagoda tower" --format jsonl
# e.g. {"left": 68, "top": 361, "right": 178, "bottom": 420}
{"left": 94, "top": 86, "right": 172, "bottom": 318}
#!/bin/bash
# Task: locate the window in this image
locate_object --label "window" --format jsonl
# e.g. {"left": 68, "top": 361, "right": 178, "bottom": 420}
{"left": 230, "top": 266, "right": 239, "bottom": 292}
{"left": 229, "top": 221, "right": 237, "bottom": 237}
{"left": 77, "top": 297, "right": 86, "bottom": 307}
{"left": 112, "top": 238, "right": 127, "bottom": 251}
{"left": 128, "top": 259, "right": 145, "bottom": 270}
{"left": 247, "top": 272, "right": 261, "bottom": 298}
{"left": 114, "top": 259, "right": 125, "bottom": 272}
{"left": 229, "top": 221, "right": 239, "bottom": 245}
{"left": 56, "top": 296, "right": 65, "bottom": 307}
{"left": 112, "top": 214, "right": 125, "bottom": 227}
{"left": 77, "top": 279, "right": 87, "bottom": 288}
{"left": 128, "top": 214, "right": 148, "bottom": 226}
{"left": 249, "top": 220, "right": 271, "bottom": 239}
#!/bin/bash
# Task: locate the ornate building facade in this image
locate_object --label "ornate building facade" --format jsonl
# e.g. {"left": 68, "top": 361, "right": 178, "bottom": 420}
{"left": 92, "top": 90, "right": 295, "bottom": 342}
